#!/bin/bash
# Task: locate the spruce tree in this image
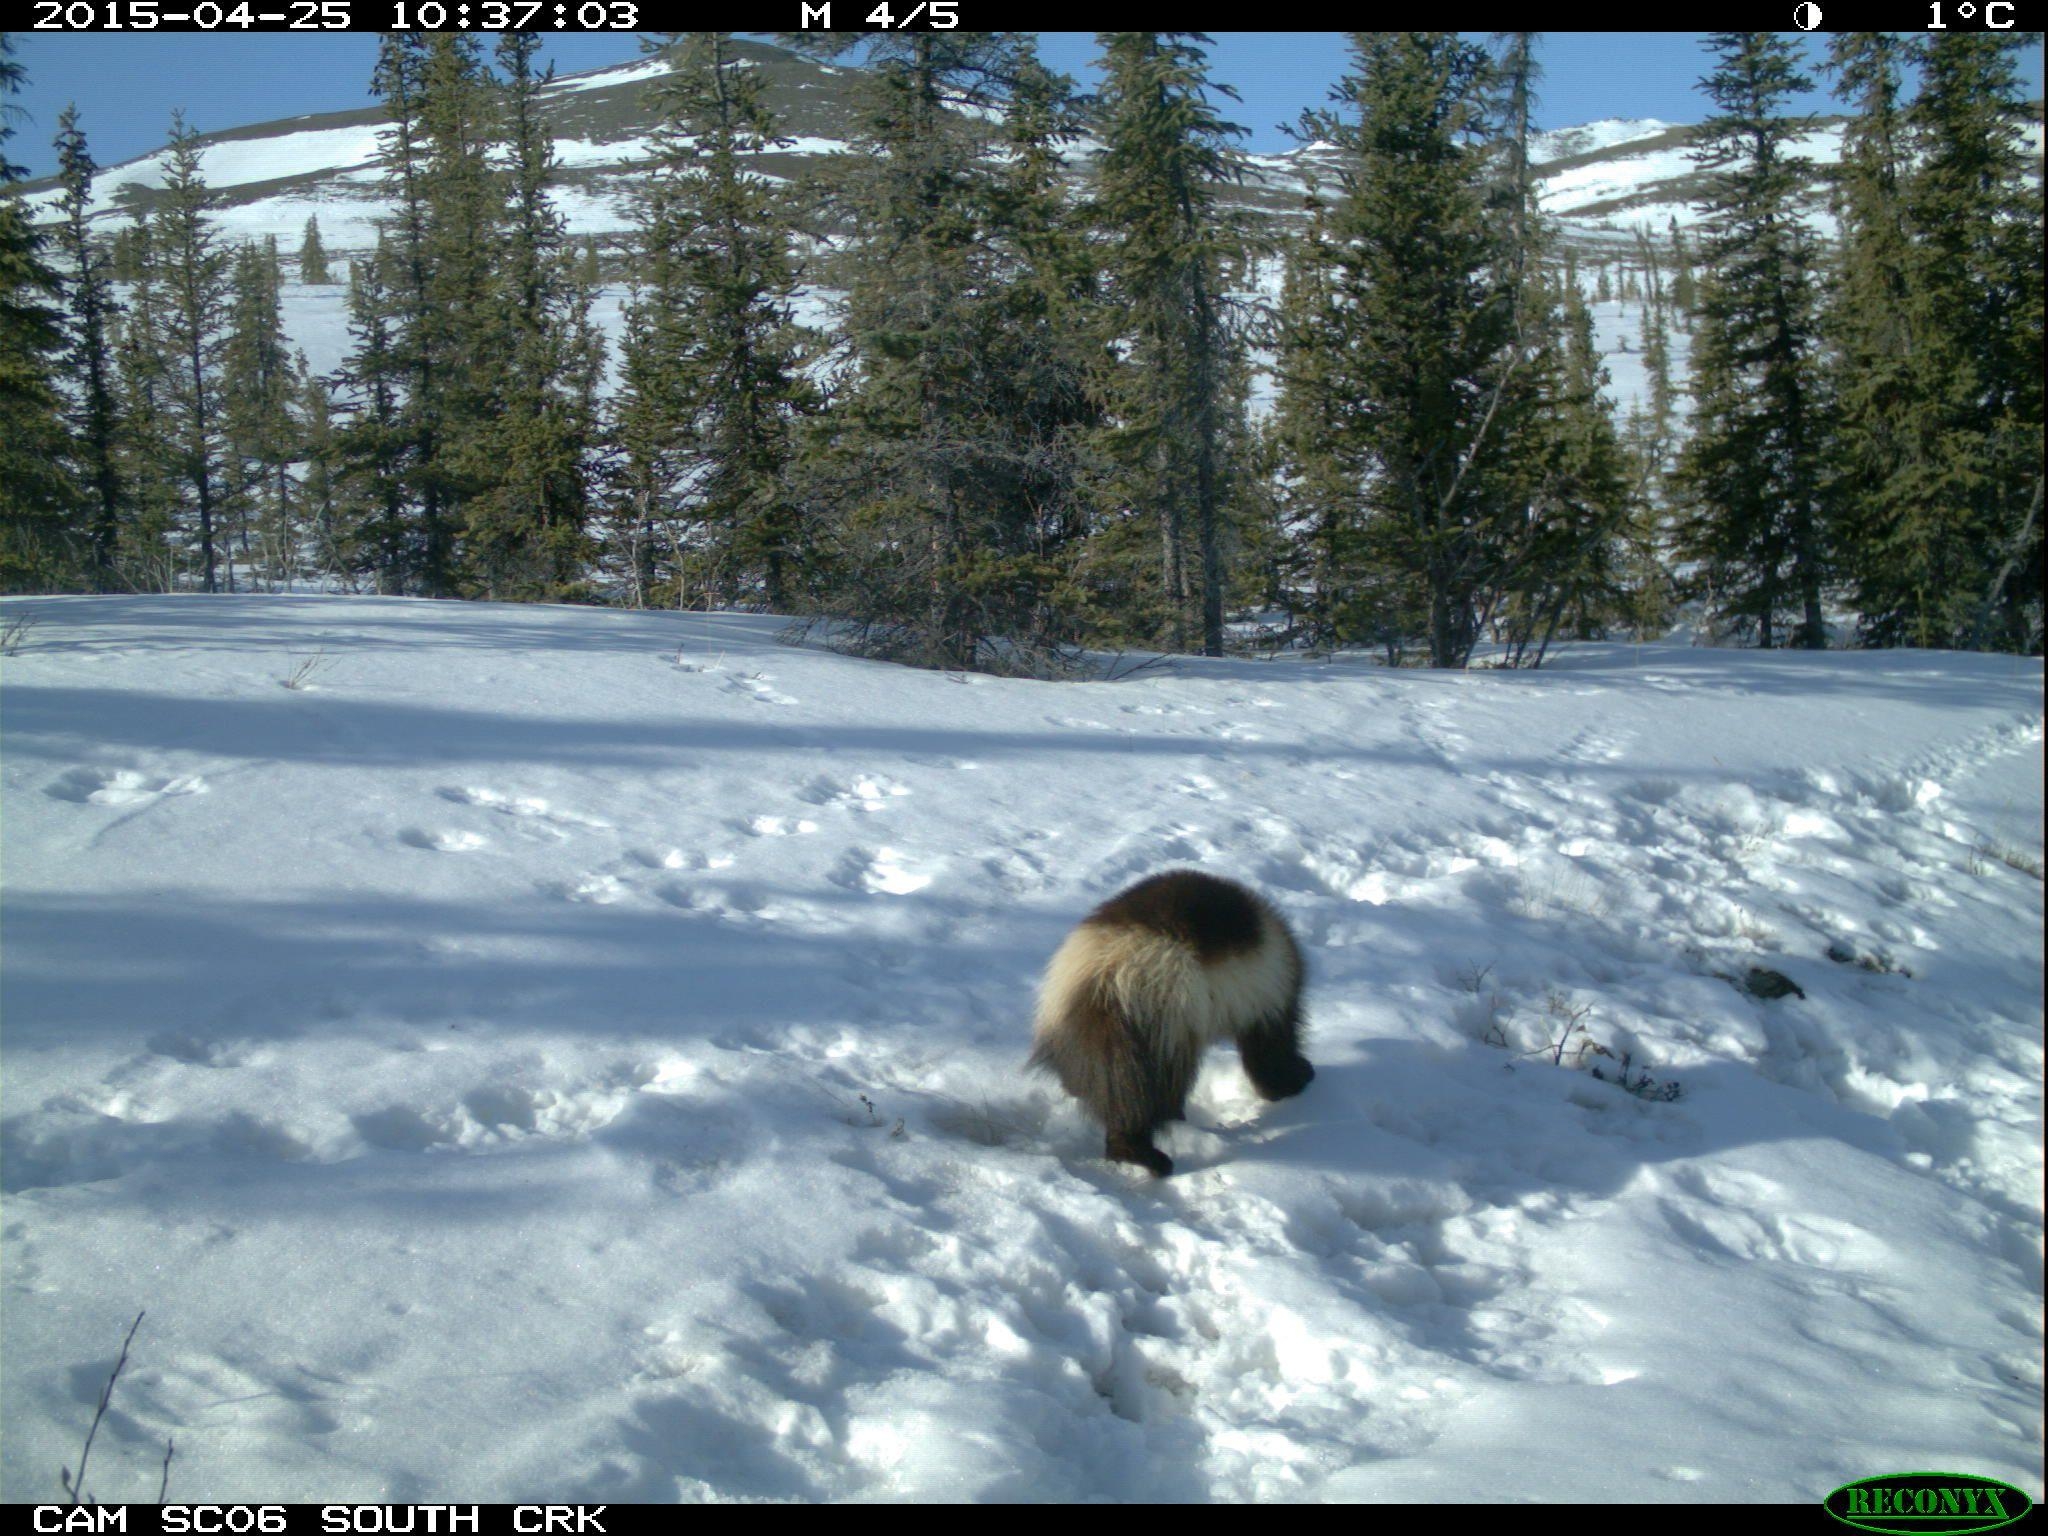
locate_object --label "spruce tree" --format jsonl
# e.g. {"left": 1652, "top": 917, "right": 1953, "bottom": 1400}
{"left": 1092, "top": 32, "right": 1252, "bottom": 657}
{"left": 151, "top": 112, "right": 232, "bottom": 593}
{"left": 1271, "top": 188, "right": 1371, "bottom": 651}
{"left": 223, "top": 237, "right": 303, "bottom": 588}
{"left": 363, "top": 36, "right": 433, "bottom": 588}
{"left": 1894, "top": 33, "right": 2041, "bottom": 650}
{"left": 616, "top": 33, "right": 812, "bottom": 611}
{"left": 1667, "top": 218, "right": 1697, "bottom": 321}
{"left": 295, "top": 356, "right": 343, "bottom": 583}
{"left": 110, "top": 217, "right": 183, "bottom": 591}
{"left": 804, "top": 29, "right": 997, "bottom": 665}
{"left": 1675, "top": 32, "right": 1830, "bottom": 648}
{"left": 610, "top": 49, "right": 705, "bottom": 609}
{"left": 54, "top": 104, "right": 124, "bottom": 588}
{"left": 607, "top": 281, "right": 673, "bottom": 610}
{"left": 359, "top": 34, "right": 503, "bottom": 596}
{"left": 298, "top": 215, "right": 331, "bottom": 284}
{"left": 1824, "top": 32, "right": 1928, "bottom": 647}
{"left": 418, "top": 35, "right": 507, "bottom": 595}
{"left": 1626, "top": 227, "right": 1676, "bottom": 480}
{"left": 458, "top": 32, "right": 599, "bottom": 601}
{"left": 788, "top": 32, "right": 1090, "bottom": 671}
{"left": 1492, "top": 32, "right": 1542, "bottom": 284}
{"left": 1513, "top": 278, "right": 1636, "bottom": 664}
{"left": 1475, "top": 29, "right": 1634, "bottom": 668}
{"left": 0, "top": 41, "right": 83, "bottom": 591}
{"left": 964, "top": 48, "right": 1109, "bottom": 657}
{"left": 334, "top": 234, "right": 413, "bottom": 590}
{"left": 1302, "top": 32, "right": 1518, "bottom": 668}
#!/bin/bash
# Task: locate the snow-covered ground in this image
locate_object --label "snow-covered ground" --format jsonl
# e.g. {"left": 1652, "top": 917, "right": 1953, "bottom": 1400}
{"left": 1, "top": 594, "right": 2041, "bottom": 1503}
{"left": 1588, "top": 297, "right": 1694, "bottom": 421}
{"left": 1530, "top": 119, "right": 1677, "bottom": 164}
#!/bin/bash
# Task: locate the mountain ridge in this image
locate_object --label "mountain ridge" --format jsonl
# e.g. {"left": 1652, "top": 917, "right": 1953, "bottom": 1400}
{"left": 21, "top": 36, "right": 1984, "bottom": 261}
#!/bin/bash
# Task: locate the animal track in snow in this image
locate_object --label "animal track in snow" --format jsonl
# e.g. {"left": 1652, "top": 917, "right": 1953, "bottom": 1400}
{"left": 437, "top": 786, "right": 609, "bottom": 830}
{"left": 628, "top": 846, "right": 735, "bottom": 876}
{"left": 1044, "top": 714, "right": 1145, "bottom": 735}
{"left": 800, "top": 774, "right": 911, "bottom": 813}
{"left": 1406, "top": 697, "right": 1473, "bottom": 769}
{"left": 628, "top": 846, "right": 694, "bottom": 870}
{"left": 1, "top": 1102, "right": 314, "bottom": 1192}
{"left": 741, "top": 814, "right": 818, "bottom": 837}
{"left": 1558, "top": 725, "right": 1634, "bottom": 765}
{"left": 1297, "top": 848, "right": 1400, "bottom": 906}
{"left": 352, "top": 1066, "right": 657, "bottom": 1156}
{"left": 1095, "top": 825, "right": 1219, "bottom": 886}
{"left": 1655, "top": 1165, "right": 1889, "bottom": 1271}
{"left": 148, "top": 1032, "right": 251, "bottom": 1068}
{"left": 126, "top": 1354, "right": 356, "bottom": 1440}
{"left": 651, "top": 882, "right": 705, "bottom": 912}
{"left": 399, "top": 827, "right": 488, "bottom": 853}
{"left": 48, "top": 766, "right": 208, "bottom": 805}
{"left": 670, "top": 655, "right": 794, "bottom": 704}
{"left": 720, "top": 672, "right": 796, "bottom": 706}
{"left": 656, "top": 878, "right": 799, "bottom": 924}
{"left": 1203, "top": 722, "right": 1264, "bottom": 744}
{"left": 542, "top": 872, "right": 629, "bottom": 904}
{"left": 982, "top": 846, "right": 1050, "bottom": 895}
{"left": 833, "top": 846, "right": 933, "bottom": 896}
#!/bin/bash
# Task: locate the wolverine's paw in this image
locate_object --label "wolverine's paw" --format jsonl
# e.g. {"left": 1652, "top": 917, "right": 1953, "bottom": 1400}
{"left": 1107, "top": 1133, "right": 1174, "bottom": 1178}
{"left": 1254, "top": 1053, "right": 1315, "bottom": 1101}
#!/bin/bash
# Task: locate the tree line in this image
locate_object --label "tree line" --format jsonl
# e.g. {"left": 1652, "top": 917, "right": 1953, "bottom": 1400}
{"left": 1, "top": 30, "right": 2039, "bottom": 665}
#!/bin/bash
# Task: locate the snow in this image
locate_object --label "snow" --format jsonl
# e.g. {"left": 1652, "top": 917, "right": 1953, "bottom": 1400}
{"left": 542, "top": 57, "right": 677, "bottom": 96}
{"left": 1, "top": 594, "right": 2040, "bottom": 1503}
{"left": 212, "top": 197, "right": 385, "bottom": 259}
{"left": 1586, "top": 298, "right": 1696, "bottom": 420}
{"left": 515, "top": 135, "right": 847, "bottom": 174}
{"left": 24, "top": 92, "right": 1848, "bottom": 259}
{"left": 1538, "top": 145, "right": 1700, "bottom": 217}
{"left": 78, "top": 125, "right": 391, "bottom": 215}
{"left": 1539, "top": 124, "right": 1849, "bottom": 236}
{"left": 277, "top": 280, "right": 356, "bottom": 380}
{"left": 551, "top": 137, "right": 655, "bottom": 170}
{"left": 772, "top": 136, "right": 855, "bottom": 158}
{"left": 1787, "top": 123, "right": 1851, "bottom": 166}
{"left": 1531, "top": 118, "right": 1679, "bottom": 165}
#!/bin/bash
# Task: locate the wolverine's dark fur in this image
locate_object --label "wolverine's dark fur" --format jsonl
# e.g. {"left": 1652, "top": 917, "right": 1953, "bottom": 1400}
{"left": 1086, "top": 870, "right": 1267, "bottom": 961}
{"left": 1030, "top": 870, "right": 1312, "bottom": 1176}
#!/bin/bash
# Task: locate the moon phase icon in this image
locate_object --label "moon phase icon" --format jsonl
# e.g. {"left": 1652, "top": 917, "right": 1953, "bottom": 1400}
{"left": 1795, "top": 1, "right": 1823, "bottom": 27}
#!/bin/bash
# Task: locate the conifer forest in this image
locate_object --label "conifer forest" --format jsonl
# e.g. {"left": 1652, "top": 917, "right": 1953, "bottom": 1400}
{"left": 2, "top": 31, "right": 2041, "bottom": 667}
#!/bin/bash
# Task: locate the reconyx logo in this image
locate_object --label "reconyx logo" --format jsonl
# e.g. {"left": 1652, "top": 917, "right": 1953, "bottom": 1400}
{"left": 1826, "top": 1473, "right": 2034, "bottom": 1535}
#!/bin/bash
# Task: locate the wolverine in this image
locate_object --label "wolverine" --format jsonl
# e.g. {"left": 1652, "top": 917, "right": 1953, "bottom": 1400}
{"left": 1030, "top": 870, "right": 1312, "bottom": 1176}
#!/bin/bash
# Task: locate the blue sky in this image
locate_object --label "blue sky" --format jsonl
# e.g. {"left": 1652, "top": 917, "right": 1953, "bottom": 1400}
{"left": 7, "top": 31, "right": 2043, "bottom": 182}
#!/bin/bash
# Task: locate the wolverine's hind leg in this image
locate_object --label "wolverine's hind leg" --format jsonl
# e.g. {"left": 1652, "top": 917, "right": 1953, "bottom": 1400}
{"left": 1033, "top": 995, "right": 1194, "bottom": 1177}
{"left": 1099, "top": 1016, "right": 1198, "bottom": 1178}
{"left": 1105, "top": 1128, "right": 1174, "bottom": 1178}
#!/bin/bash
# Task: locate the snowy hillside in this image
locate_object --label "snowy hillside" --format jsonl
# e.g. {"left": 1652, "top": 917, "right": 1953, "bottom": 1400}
{"left": 10, "top": 40, "right": 870, "bottom": 253}
{"left": 42, "top": 36, "right": 2035, "bottom": 260}
{"left": 1, "top": 594, "right": 2041, "bottom": 1502}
